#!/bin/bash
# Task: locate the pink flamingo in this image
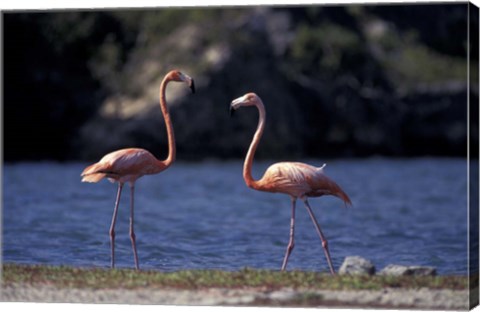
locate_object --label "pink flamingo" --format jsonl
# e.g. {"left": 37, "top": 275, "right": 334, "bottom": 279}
{"left": 230, "top": 92, "right": 351, "bottom": 275}
{"left": 81, "top": 70, "right": 194, "bottom": 270}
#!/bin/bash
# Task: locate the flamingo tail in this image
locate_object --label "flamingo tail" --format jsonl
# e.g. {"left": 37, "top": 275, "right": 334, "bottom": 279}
{"left": 81, "top": 163, "right": 109, "bottom": 183}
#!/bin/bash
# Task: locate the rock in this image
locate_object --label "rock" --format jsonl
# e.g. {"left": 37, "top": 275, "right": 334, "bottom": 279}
{"left": 379, "top": 264, "right": 437, "bottom": 276}
{"left": 379, "top": 264, "right": 410, "bottom": 276}
{"left": 339, "top": 256, "right": 376, "bottom": 275}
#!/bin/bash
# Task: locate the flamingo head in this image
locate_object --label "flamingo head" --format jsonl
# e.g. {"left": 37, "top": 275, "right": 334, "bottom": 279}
{"left": 230, "top": 92, "right": 261, "bottom": 116}
{"left": 170, "top": 70, "right": 195, "bottom": 93}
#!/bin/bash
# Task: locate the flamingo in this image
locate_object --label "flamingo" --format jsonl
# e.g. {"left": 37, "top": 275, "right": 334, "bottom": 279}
{"left": 229, "top": 92, "right": 351, "bottom": 275}
{"left": 81, "top": 70, "right": 195, "bottom": 270}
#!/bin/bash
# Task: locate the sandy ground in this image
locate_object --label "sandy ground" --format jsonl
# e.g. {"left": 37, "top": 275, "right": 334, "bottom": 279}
{"left": 1, "top": 284, "right": 472, "bottom": 310}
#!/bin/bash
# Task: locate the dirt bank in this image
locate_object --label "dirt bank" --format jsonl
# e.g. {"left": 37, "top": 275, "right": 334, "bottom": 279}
{"left": 2, "top": 284, "right": 469, "bottom": 310}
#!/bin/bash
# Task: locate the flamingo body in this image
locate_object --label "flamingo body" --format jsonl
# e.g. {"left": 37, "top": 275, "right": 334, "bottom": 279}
{"left": 256, "top": 162, "right": 351, "bottom": 203}
{"left": 81, "top": 148, "right": 167, "bottom": 184}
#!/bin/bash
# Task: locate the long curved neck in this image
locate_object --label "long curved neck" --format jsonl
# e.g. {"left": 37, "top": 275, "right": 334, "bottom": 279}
{"left": 243, "top": 100, "right": 266, "bottom": 189}
{"left": 159, "top": 75, "right": 176, "bottom": 168}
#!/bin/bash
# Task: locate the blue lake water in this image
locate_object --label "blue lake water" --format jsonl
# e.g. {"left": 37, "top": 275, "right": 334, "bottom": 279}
{"left": 2, "top": 158, "right": 471, "bottom": 274}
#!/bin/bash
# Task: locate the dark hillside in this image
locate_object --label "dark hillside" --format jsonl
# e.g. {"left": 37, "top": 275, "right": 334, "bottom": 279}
{"left": 3, "top": 4, "right": 478, "bottom": 161}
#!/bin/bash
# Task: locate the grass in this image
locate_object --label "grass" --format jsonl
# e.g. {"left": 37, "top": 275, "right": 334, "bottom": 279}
{"left": 1, "top": 263, "right": 470, "bottom": 291}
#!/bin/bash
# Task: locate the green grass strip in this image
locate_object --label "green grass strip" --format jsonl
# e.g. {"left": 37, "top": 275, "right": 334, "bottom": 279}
{"left": 2, "top": 263, "right": 469, "bottom": 291}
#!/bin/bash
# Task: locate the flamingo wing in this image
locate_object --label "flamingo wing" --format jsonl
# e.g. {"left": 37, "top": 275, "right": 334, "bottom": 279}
{"left": 258, "top": 162, "right": 351, "bottom": 205}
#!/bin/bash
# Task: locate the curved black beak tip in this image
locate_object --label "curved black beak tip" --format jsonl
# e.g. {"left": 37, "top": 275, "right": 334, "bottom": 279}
{"left": 190, "top": 80, "right": 195, "bottom": 94}
{"left": 229, "top": 106, "right": 235, "bottom": 117}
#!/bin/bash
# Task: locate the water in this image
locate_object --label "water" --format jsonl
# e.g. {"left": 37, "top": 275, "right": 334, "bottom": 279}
{"left": 2, "top": 158, "right": 470, "bottom": 274}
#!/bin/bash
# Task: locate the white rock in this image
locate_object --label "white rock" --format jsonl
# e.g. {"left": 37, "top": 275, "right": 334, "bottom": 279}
{"left": 379, "top": 264, "right": 436, "bottom": 276}
{"left": 339, "top": 256, "right": 376, "bottom": 275}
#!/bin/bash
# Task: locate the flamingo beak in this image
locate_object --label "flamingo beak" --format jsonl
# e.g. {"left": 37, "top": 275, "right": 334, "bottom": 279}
{"left": 189, "top": 79, "right": 195, "bottom": 94}
{"left": 230, "top": 94, "right": 247, "bottom": 117}
{"left": 229, "top": 100, "right": 241, "bottom": 117}
{"left": 179, "top": 72, "right": 195, "bottom": 93}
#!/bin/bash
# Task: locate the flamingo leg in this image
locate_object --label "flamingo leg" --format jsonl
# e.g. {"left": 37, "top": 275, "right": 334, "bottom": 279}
{"left": 109, "top": 182, "right": 123, "bottom": 269}
{"left": 281, "top": 197, "right": 296, "bottom": 271}
{"left": 302, "top": 198, "right": 336, "bottom": 275}
{"left": 129, "top": 183, "right": 140, "bottom": 270}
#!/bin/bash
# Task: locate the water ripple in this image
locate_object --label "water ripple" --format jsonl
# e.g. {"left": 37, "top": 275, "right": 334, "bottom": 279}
{"left": 3, "top": 158, "right": 469, "bottom": 274}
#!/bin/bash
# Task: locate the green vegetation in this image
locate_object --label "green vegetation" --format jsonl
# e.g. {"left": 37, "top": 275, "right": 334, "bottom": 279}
{"left": 2, "top": 263, "right": 468, "bottom": 291}
{"left": 290, "top": 22, "right": 363, "bottom": 76}
{"left": 371, "top": 25, "right": 473, "bottom": 90}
